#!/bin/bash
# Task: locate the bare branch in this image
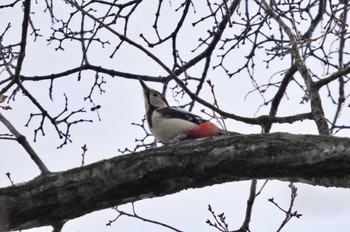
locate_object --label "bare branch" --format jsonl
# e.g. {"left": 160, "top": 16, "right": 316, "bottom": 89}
{"left": 21, "top": 85, "right": 92, "bottom": 148}
{"left": 5, "top": 172, "right": 14, "bottom": 185}
{"left": 109, "top": 203, "right": 183, "bottom": 232}
{"left": 0, "top": 111, "right": 49, "bottom": 173}
{"left": 261, "top": 0, "right": 329, "bottom": 135}
{"left": 239, "top": 179, "right": 257, "bottom": 232}
{"left": 19, "top": 64, "right": 163, "bottom": 83}
{"left": 264, "top": 64, "right": 298, "bottom": 133}
{"left": 13, "top": 0, "right": 31, "bottom": 83}
{"left": 0, "top": 0, "right": 21, "bottom": 9}
{"left": 81, "top": 144, "right": 87, "bottom": 167}
{"left": 314, "top": 66, "right": 350, "bottom": 89}
{"left": 206, "top": 204, "right": 230, "bottom": 232}
{"left": 268, "top": 182, "right": 302, "bottom": 232}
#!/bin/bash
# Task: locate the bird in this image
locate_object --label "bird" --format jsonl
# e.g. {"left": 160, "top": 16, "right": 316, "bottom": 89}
{"left": 139, "top": 78, "right": 222, "bottom": 143}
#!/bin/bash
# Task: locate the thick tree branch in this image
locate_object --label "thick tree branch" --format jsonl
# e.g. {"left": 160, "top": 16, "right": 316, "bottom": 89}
{"left": 1, "top": 133, "right": 350, "bottom": 231}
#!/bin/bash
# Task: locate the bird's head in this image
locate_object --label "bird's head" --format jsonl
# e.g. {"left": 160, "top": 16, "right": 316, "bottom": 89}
{"left": 139, "top": 78, "right": 169, "bottom": 112}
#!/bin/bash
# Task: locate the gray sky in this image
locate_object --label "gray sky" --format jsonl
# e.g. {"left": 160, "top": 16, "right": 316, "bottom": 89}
{"left": 1, "top": 1, "right": 350, "bottom": 231}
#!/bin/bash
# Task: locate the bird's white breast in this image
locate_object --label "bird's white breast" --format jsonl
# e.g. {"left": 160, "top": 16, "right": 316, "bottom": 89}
{"left": 150, "top": 111, "right": 198, "bottom": 143}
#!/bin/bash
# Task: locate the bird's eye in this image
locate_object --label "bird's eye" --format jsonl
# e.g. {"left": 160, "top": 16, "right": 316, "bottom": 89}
{"left": 152, "top": 93, "right": 159, "bottom": 97}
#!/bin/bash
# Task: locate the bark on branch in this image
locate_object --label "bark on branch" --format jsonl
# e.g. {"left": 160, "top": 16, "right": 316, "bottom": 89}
{"left": 1, "top": 133, "right": 350, "bottom": 231}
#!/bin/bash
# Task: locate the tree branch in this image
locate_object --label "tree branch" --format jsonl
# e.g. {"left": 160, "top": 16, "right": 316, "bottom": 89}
{"left": 239, "top": 179, "right": 257, "bottom": 232}
{"left": 110, "top": 203, "right": 183, "bottom": 232}
{"left": 313, "top": 66, "right": 350, "bottom": 89}
{"left": 0, "top": 111, "right": 49, "bottom": 173}
{"left": 0, "top": 0, "right": 21, "bottom": 9}
{"left": 261, "top": 0, "right": 329, "bottom": 135}
{"left": 13, "top": 0, "right": 30, "bottom": 83}
{"left": 20, "top": 64, "right": 163, "bottom": 83}
{"left": 264, "top": 63, "right": 298, "bottom": 133}
{"left": 1, "top": 133, "right": 350, "bottom": 231}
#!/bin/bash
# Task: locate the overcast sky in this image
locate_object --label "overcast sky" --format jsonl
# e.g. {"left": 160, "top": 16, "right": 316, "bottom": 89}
{"left": 1, "top": 1, "right": 350, "bottom": 232}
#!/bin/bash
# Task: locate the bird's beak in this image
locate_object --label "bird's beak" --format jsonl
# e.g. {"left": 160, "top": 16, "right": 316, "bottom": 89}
{"left": 138, "top": 78, "right": 150, "bottom": 93}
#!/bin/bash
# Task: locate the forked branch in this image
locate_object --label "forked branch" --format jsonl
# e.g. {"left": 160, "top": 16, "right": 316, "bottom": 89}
{"left": 0, "top": 111, "right": 49, "bottom": 173}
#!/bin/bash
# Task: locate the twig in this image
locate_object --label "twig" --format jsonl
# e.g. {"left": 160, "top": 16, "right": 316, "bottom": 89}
{"left": 0, "top": 0, "right": 21, "bottom": 8}
{"left": 0, "top": 112, "right": 49, "bottom": 173}
{"left": 255, "top": 180, "right": 269, "bottom": 197}
{"left": 81, "top": 144, "right": 87, "bottom": 166}
{"left": 108, "top": 203, "right": 183, "bottom": 232}
{"left": 206, "top": 204, "right": 230, "bottom": 232}
{"left": 0, "top": 134, "right": 16, "bottom": 140}
{"left": 268, "top": 182, "right": 302, "bottom": 232}
{"left": 5, "top": 172, "right": 14, "bottom": 185}
{"left": 206, "top": 79, "right": 228, "bottom": 131}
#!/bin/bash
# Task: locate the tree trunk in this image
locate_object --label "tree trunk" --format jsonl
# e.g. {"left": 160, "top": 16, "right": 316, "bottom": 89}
{"left": 1, "top": 133, "right": 350, "bottom": 231}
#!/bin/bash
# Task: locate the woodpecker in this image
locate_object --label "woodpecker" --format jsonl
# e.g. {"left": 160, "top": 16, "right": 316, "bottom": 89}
{"left": 139, "top": 78, "right": 221, "bottom": 143}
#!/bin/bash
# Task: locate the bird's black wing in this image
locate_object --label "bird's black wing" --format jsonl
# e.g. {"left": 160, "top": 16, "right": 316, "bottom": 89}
{"left": 156, "top": 106, "right": 208, "bottom": 125}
